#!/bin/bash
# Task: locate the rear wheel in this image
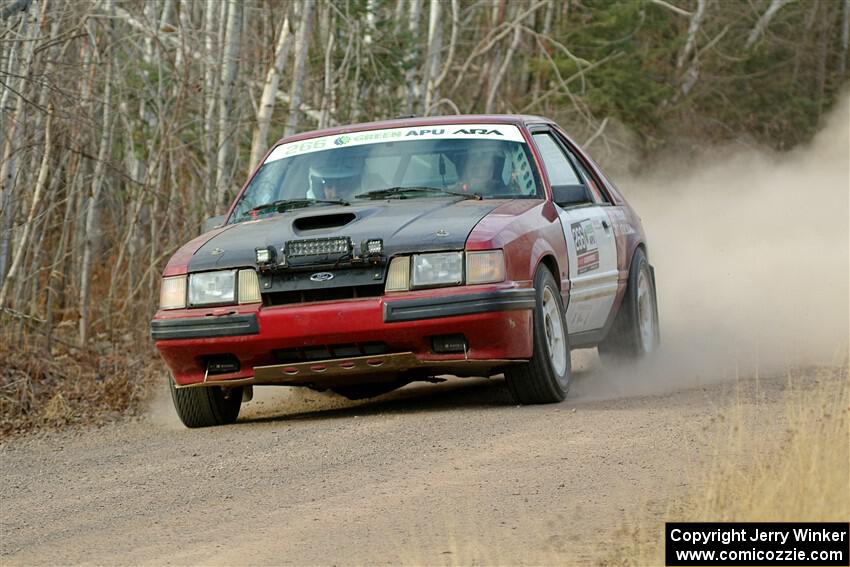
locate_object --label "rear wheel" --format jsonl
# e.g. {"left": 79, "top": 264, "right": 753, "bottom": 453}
{"left": 598, "top": 247, "right": 659, "bottom": 363}
{"left": 169, "top": 378, "right": 242, "bottom": 428}
{"left": 504, "top": 266, "right": 570, "bottom": 404}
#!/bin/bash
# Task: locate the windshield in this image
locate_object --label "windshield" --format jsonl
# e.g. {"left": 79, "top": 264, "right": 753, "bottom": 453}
{"left": 230, "top": 123, "right": 542, "bottom": 222}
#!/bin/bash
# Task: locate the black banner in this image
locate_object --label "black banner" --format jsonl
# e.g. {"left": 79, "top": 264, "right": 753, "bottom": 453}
{"left": 666, "top": 522, "right": 849, "bottom": 566}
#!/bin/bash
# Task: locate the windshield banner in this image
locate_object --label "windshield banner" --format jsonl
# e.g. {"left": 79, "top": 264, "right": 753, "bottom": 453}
{"left": 265, "top": 123, "right": 526, "bottom": 163}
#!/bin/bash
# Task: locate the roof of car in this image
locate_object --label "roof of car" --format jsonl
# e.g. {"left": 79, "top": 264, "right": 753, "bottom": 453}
{"left": 275, "top": 114, "right": 552, "bottom": 145}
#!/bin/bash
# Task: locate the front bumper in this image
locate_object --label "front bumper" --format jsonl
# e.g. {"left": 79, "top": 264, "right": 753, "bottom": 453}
{"left": 153, "top": 285, "right": 534, "bottom": 387}
{"left": 151, "top": 314, "right": 259, "bottom": 341}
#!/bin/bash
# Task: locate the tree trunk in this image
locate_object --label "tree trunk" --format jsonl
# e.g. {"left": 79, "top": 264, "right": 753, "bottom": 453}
{"left": 745, "top": 0, "right": 795, "bottom": 50}
{"left": 676, "top": 0, "right": 707, "bottom": 72}
{"left": 0, "top": 2, "right": 39, "bottom": 288}
{"left": 0, "top": 106, "right": 52, "bottom": 307}
{"left": 403, "top": 0, "right": 422, "bottom": 114}
{"left": 840, "top": 0, "right": 849, "bottom": 74}
{"left": 284, "top": 0, "right": 316, "bottom": 137}
{"left": 422, "top": 0, "right": 442, "bottom": 115}
{"left": 214, "top": 0, "right": 243, "bottom": 209}
{"left": 485, "top": 19, "right": 521, "bottom": 113}
{"left": 428, "top": 0, "right": 459, "bottom": 114}
{"left": 249, "top": 11, "right": 292, "bottom": 168}
{"left": 79, "top": 62, "right": 114, "bottom": 346}
{"left": 319, "top": 11, "right": 336, "bottom": 129}
{"left": 675, "top": 0, "right": 707, "bottom": 97}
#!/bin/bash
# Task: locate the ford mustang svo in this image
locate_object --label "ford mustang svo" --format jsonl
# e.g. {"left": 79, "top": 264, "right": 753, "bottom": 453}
{"left": 151, "top": 115, "right": 659, "bottom": 427}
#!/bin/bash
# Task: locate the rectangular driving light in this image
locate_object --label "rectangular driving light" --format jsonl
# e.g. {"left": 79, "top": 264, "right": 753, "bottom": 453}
{"left": 362, "top": 238, "right": 383, "bottom": 256}
{"left": 286, "top": 237, "right": 351, "bottom": 258}
{"left": 255, "top": 246, "right": 275, "bottom": 265}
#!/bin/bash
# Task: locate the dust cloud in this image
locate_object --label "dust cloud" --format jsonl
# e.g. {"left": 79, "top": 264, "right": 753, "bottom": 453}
{"left": 573, "top": 96, "right": 849, "bottom": 400}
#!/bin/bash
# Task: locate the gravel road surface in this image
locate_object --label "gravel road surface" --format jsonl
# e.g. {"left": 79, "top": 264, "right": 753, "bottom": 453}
{"left": 0, "top": 356, "right": 802, "bottom": 565}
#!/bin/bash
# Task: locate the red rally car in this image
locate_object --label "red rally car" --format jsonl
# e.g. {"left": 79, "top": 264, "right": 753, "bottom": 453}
{"left": 152, "top": 115, "right": 659, "bottom": 428}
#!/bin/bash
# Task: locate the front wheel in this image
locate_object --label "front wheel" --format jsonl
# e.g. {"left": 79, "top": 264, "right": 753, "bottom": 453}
{"left": 169, "top": 378, "right": 243, "bottom": 428}
{"left": 598, "top": 247, "right": 659, "bottom": 363}
{"left": 504, "top": 266, "right": 571, "bottom": 404}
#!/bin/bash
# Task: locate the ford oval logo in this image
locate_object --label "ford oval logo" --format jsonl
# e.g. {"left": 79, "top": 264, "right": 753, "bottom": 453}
{"left": 310, "top": 272, "right": 334, "bottom": 282}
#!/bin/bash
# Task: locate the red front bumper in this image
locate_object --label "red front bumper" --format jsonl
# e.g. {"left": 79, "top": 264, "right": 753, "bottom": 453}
{"left": 153, "top": 284, "right": 534, "bottom": 386}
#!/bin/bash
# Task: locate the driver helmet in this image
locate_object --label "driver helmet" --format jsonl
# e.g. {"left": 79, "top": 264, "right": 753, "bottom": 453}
{"left": 309, "top": 163, "right": 361, "bottom": 200}
{"left": 459, "top": 149, "right": 503, "bottom": 193}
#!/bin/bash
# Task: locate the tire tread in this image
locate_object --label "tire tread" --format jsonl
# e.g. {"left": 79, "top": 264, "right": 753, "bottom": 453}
{"left": 169, "top": 380, "right": 242, "bottom": 428}
{"left": 504, "top": 267, "right": 570, "bottom": 404}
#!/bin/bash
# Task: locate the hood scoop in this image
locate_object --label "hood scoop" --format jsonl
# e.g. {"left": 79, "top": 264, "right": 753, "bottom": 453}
{"left": 293, "top": 212, "right": 357, "bottom": 232}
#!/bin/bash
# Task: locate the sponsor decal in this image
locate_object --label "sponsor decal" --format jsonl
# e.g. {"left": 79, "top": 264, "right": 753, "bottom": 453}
{"left": 452, "top": 128, "right": 503, "bottom": 135}
{"left": 265, "top": 123, "right": 525, "bottom": 163}
{"left": 609, "top": 208, "right": 635, "bottom": 236}
{"left": 571, "top": 220, "right": 599, "bottom": 274}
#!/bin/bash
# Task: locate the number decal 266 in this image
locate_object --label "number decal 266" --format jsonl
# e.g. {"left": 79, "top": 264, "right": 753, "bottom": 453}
{"left": 283, "top": 138, "right": 329, "bottom": 156}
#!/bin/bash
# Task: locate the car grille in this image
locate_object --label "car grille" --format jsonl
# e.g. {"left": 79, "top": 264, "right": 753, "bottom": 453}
{"left": 273, "top": 341, "right": 391, "bottom": 363}
{"left": 263, "top": 284, "right": 384, "bottom": 306}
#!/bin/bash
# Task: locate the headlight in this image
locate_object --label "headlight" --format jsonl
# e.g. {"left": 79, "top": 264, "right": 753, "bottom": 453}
{"left": 188, "top": 270, "right": 237, "bottom": 306}
{"left": 466, "top": 250, "right": 506, "bottom": 284}
{"left": 159, "top": 275, "right": 187, "bottom": 310}
{"left": 412, "top": 252, "right": 463, "bottom": 288}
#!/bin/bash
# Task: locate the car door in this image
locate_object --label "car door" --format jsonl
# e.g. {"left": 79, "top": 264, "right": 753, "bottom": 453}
{"left": 531, "top": 130, "right": 619, "bottom": 334}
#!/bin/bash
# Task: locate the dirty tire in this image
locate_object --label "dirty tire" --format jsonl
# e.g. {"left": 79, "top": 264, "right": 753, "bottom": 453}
{"left": 169, "top": 378, "right": 242, "bottom": 428}
{"left": 598, "top": 247, "right": 659, "bottom": 363}
{"left": 504, "top": 266, "right": 570, "bottom": 404}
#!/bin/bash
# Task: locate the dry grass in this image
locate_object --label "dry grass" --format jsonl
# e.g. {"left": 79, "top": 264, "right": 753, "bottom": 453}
{"left": 0, "top": 328, "right": 162, "bottom": 438}
{"left": 607, "top": 364, "right": 850, "bottom": 566}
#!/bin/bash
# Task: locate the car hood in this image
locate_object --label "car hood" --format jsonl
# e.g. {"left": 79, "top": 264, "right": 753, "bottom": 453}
{"left": 189, "top": 198, "right": 504, "bottom": 272}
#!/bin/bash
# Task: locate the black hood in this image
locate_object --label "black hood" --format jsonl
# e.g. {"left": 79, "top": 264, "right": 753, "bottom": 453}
{"left": 189, "top": 198, "right": 502, "bottom": 273}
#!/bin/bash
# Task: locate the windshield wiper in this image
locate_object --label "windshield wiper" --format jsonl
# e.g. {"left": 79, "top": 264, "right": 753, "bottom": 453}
{"left": 354, "top": 186, "right": 482, "bottom": 200}
{"left": 244, "top": 198, "right": 349, "bottom": 216}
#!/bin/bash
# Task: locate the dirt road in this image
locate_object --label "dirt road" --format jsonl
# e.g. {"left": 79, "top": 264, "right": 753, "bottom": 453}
{"left": 0, "top": 357, "right": 805, "bottom": 566}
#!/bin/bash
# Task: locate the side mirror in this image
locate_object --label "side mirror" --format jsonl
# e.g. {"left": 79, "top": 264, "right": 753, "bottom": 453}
{"left": 552, "top": 184, "right": 592, "bottom": 207}
{"left": 203, "top": 214, "right": 226, "bottom": 233}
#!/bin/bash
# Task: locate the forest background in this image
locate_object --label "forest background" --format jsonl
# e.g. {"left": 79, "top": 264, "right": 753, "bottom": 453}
{"left": 0, "top": 0, "right": 847, "bottom": 433}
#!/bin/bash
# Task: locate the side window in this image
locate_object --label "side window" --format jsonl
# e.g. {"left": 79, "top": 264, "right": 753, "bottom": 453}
{"left": 558, "top": 139, "right": 609, "bottom": 204}
{"left": 532, "top": 132, "right": 581, "bottom": 186}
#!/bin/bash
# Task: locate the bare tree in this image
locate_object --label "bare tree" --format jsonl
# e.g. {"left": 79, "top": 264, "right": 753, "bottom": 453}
{"left": 421, "top": 0, "right": 442, "bottom": 115}
{"left": 0, "top": 105, "right": 51, "bottom": 307}
{"left": 249, "top": 10, "right": 292, "bottom": 168}
{"left": 403, "top": 0, "right": 423, "bottom": 114}
{"left": 675, "top": 0, "right": 708, "bottom": 97}
{"left": 0, "top": 2, "right": 40, "bottom": 287}
{"left": 746, "top": 0, "right": 796, "bottom": 49}
{"left": 0, "top": 0, "right": 844, "bottom": 360}
{"left": 284, "top": 0, "right": 315, "bottom": 136}
{"left": 214, "top": 0, "right": 243, "bottom": 208}
{"left": 486, "top": 8, "right": 522, "bottom": 113}
{"left": 841, "top": 0, "right": 850, "bottom": 73}
{"left": 78, "top": 60, "right": 113, "bottom": 346}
